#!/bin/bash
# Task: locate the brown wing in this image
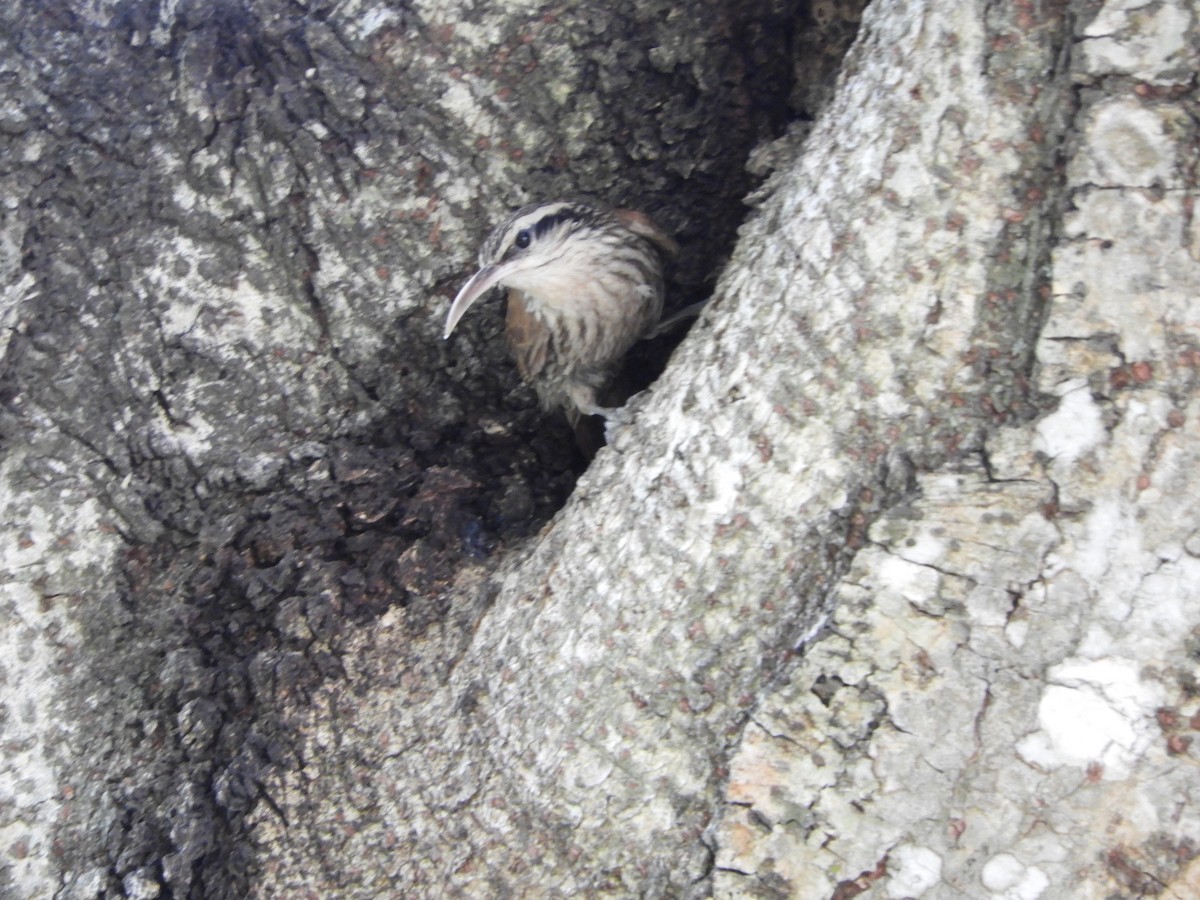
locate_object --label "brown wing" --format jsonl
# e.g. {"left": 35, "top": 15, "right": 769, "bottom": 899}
{"left": 612, "top": 208, "right": 680, "bottom": 258}
{"left": 504, "top": 289, "right": 550, "bottom": 381}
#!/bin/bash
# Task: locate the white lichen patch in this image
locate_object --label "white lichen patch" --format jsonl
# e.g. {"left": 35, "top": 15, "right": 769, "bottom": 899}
{"left": 350, "top": 4, "right": 403, "bottom": 41}
{"left": 1016, "top": 656, "right": 1163, "bottom": 779}
{"left": 1080, "top": 1, "right": 1197, "bottom": 83}
{"left": 980, "top": 853, "right": 1050, "bottom": 900}
{"left": 1048, "top": 190, "right": 1191, "bottom": 363}
{"left": 1073, "top": 99, "right": 1177, "bottom": 188}
{"left": 437, "top": 79, "right": 499, "bottom": 139}
{"left": 1033, "top": 379, "right": 1106, "bottom": 463}
{"left": 886, "top": 844, "right": 943, "bottom": 898}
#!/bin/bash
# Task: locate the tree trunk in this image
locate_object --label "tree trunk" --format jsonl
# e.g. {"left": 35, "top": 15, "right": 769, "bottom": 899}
{"left": 1, "top": 0, "right": 1196, "bottom": 898}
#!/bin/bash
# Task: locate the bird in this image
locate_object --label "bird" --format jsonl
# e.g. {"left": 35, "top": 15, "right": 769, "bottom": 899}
{"left": 442, "top": 200, "right": 679, "bottom": 433}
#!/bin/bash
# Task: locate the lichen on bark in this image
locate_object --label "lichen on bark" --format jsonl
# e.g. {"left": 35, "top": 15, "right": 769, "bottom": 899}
{"left": 4, "top": 0, "right": 1197, "bottom": 897}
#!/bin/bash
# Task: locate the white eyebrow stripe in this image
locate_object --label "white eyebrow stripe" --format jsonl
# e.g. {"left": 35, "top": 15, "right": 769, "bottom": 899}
{"left": 493, "top": 203, "right": 579, "bottom": 259}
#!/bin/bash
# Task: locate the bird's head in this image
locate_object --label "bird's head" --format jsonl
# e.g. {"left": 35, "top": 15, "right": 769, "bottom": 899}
{"left": 442, "top": 201, "right": 602, "bottom": 339}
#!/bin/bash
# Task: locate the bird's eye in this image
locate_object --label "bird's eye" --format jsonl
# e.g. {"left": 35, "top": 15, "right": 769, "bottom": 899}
{"left": 514, "top": 229, "right": 531, "bottom": 249}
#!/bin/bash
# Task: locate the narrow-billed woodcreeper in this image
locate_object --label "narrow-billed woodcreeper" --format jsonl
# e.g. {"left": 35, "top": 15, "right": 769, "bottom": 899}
{"left": 443, "top": 200, "right": 678, "bottom": 427}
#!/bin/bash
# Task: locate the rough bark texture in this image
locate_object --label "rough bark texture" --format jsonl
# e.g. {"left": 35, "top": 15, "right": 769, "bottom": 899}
{"left": 709, "top": 3, "right": 1200, "bottom": 898}
{"left": 1, "top": 0, "right": 1197, "bottom": 898}
{"left": 0, "top": 0, "right": 832, "bottom": 896}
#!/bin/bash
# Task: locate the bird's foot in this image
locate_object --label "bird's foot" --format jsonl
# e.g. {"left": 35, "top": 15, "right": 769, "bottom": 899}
{"left": 573, "top": 399, "right": 635, "bottom": 448}
{"left": 602, "top": 406, "right": 633, "bottom": 446}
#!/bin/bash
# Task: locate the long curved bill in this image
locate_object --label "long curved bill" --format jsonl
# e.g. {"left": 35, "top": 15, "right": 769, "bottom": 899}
{"left": 442, "top": 264, "right": 510, "bottom": 339}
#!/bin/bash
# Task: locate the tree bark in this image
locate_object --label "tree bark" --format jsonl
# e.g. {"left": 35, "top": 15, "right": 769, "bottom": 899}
{"left": 2, "top": 0, "right": 1197, "bottom": 898}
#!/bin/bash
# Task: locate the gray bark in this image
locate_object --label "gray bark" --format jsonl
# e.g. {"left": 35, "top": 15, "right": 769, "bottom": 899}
{"left": 3, "top": 0, "right": 1198, "bottom": 898}
{"left": 0, "top": 0, "right": 824, "bottom": 896}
